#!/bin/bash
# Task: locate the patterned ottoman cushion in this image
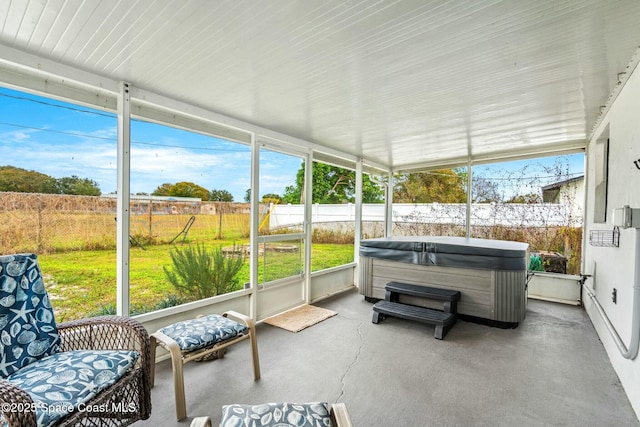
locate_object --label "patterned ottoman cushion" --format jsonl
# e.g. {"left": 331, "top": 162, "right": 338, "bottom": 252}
{"left": 220, "top": 402, "right": 331, "bottom": 427}
{"left": 6, "top": 349, "right": 139, "bottom": 427}
{"left": 159, "top": 314, "right": 248, "bottom": 352}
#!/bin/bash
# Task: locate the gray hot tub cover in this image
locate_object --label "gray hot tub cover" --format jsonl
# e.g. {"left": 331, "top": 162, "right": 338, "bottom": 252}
{"left": 359, "top": 236, "right": 528, "bottom": 271}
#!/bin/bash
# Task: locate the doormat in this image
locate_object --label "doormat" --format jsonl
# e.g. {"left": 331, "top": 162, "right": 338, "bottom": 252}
{"left": 264, "top": 304, "right": 337, "bottom": 333}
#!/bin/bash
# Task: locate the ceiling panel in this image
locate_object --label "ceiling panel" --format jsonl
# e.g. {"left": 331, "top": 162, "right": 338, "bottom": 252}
{"left": 2, "top": 0, "right": 640, "bottom": 171}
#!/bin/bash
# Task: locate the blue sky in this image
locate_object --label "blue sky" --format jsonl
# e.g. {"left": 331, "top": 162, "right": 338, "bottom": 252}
{"left": 0, "top": 87, "right": 302, "bottom": 201}
{"left": 472, "top": 154, "right": 584, "bottom": 200}
{"left": 0, "top": 86, "right": 584, "bottom": 201}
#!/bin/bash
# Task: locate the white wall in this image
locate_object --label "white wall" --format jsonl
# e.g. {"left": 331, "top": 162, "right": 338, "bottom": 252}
{"left": 558, "top": 179, "right": 585, "bottom": 226}
{"left": 583, "top": 58, "right": 640, "bottom": 418}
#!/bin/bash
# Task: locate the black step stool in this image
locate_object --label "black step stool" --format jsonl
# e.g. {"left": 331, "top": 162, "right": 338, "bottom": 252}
{"left": 372, "top": 282, "right": 461, "bottom": 340}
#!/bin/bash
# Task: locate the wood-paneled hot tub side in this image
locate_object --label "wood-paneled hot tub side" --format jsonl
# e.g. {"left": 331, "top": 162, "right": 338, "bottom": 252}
{"left": 359, "top": 237, "right": 529, "bottom": 327}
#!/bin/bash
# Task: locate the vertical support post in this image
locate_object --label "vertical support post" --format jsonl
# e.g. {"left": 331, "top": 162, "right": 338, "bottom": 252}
{"left": 580, "top": 151, "right": 589, "bottom": 275}
{"left": 116, "top": 81, "right": 131, "bottom": 316}
{"left": 466, "top": 159, "right": 473, "bottom": 238}
{"left": 354, "top": 159, "right": 363, "bottom": 287}
{"left": 353, "top": 159, "right": 363, "bottom": 260}
{"left": 249, "top": 132, "right": 259, "bottom": 319}
{"left": 303, "top": 152, "right": 313, "bottom": 303}
{"left": 385, "top": 170, "right": 393, "bottom": 237}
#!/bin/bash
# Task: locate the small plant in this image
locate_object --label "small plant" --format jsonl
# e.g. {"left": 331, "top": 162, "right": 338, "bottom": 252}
{"left": 164, "top": 243, "right": 245, "bottom": 300}
{"left": 90, "top": 302, "right": 117, "bottom": 317}
{"left": 152, "top": 294, "right": 186, "bottom": 309}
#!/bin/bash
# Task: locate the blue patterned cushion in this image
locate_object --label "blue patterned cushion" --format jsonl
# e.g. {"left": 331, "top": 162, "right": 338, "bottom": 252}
{"left": 220, "top": 402, "right": 331, "bottom": 427}
{"left": 0, "top": 253, "right": 60, "bottom": 378}
{"left": 6, "top": 349, "right": 139, "bottom": 427}
{"left": 159, "top": 314, "right": 248, "bottom": 352}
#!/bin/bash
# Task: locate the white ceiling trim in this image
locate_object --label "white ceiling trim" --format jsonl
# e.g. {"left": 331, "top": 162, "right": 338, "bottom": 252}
{"left": 393, "top": 139, "right": 586, "bottom": 174}
{"left": 0, "top": 44, "right": 378, "bottom": 170}
{"left": 0, "top": 44, "right": 117, "bottom": 111}
{"left": 588, "top": 46, "right": 640, "bottom": 142}
{"left": 0, "top": 45, "right": 392, "bottom": 173}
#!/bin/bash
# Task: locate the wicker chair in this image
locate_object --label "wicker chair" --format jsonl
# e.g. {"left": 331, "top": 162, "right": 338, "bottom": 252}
{"left": 0, "top": 253, "right": 151, "bottom": 427}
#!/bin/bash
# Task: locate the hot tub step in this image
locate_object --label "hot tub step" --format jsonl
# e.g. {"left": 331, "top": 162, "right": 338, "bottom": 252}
{"left": 385, "top": 281, "right": 461, "bottom": 314}
{"left": 372, "top": 300, "right": 456, "bottom": 340}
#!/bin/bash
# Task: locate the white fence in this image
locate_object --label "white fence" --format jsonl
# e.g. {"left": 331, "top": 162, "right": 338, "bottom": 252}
{"left": 268, "top": 203, "right": 580, "bottom": 228}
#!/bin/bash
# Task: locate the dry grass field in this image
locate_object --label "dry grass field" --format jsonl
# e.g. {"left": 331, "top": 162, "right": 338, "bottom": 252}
{"left": 1, "top": 192, "right": 581, "bottom": 320}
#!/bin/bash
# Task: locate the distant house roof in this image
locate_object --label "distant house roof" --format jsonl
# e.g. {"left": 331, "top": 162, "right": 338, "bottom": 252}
{"left": 541, "top": 175, "right": 584, "bottom": 191}
{"left": 101, "top": 194, "right": 202, "bottom": 203}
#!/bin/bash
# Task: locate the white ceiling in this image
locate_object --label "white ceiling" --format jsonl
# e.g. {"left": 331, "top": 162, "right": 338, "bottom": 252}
{"left": 1, "top": 0, "right": 640, "bottom": 172}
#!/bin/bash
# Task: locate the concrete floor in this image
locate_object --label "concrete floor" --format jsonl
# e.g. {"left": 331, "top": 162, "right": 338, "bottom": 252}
{"left": 138, "top": 288, "right": 639, "bottom": 426}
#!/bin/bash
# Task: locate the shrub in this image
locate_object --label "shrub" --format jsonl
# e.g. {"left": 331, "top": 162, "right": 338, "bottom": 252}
{"left": 163, "top": 243, "right": 245, "bottom": 300}
{"left": 90, "top": 302, "right": 117, "bottom": 316}
{"left": 152, "top": 294, "right": 186, "bottom": 309}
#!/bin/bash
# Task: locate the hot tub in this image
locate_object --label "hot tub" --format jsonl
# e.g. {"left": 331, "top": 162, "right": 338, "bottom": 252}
{"left": 359, "top": 236, "right": 529, "bottom": 326}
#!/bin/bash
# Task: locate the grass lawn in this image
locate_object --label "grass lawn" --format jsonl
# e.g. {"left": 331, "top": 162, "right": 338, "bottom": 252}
{"left": 39, "top": 242, "right": 354, "bottom": 321}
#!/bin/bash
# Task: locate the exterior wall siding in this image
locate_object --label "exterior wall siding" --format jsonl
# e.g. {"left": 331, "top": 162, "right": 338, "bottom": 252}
{"left": 584, "top": 53, "right": 640, "bottom": 419}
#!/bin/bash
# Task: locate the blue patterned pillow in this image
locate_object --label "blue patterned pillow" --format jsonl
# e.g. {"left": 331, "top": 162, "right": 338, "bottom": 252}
{"left": 0, "top": 253, "right": 60, "bottom": 378}
{"left": 159, "top": 314, "right": 248, "bottom": 352}
{"left": 6, "top": 349, "right": 139, "bottom": 427}
{"left": 220, "top": 402, "right": 331, "bottom": 427}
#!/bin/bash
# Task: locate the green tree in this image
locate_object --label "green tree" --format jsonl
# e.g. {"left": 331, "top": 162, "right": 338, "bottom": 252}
{"left": 152, "top": 183, "right": 173, "bottom": 196}
{"left": 393, "top": 169, "right": 466, "bottom": 203}
{"left": 261, "top": 193, "right": 282, "bottom": 204}
{"left": 57, "top": 175, "right": 101, "bottom": 196}
{"left": 244, "top": 188, "right": 251, "bottom": 202}
{"left": 210, "top": 189, "right": 233, "bottom": 202}
{"left": 157, "top": 181, "right": 209, "bottom": 200}
{"left": 282, "top": 162, "right": 383, "bottom": 204}
{"left": 0, "top": 165, "right": 58, "bottom": 193}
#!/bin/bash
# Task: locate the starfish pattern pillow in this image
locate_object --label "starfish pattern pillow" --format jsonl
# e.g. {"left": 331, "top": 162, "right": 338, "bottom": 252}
{"left": 0, "top": 253, "right": 61, "bottom": 378}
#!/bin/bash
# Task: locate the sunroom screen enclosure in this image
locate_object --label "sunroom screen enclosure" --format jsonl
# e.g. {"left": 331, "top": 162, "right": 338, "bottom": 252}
{"left": 3, "top": 0, "right": 640, "bottom": 421}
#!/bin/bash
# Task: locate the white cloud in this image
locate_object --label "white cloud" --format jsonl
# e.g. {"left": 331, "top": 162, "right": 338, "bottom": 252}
{"left": 0, "top": 128, "right": 39, "bottom": 143}
{"left": 0, "top": 120, "right": 301, "bottom": 201}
